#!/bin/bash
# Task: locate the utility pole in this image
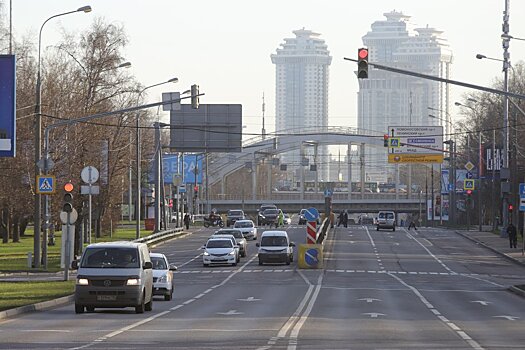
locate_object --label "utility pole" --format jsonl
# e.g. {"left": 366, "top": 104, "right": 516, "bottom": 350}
{"left": 501, "top": 0, "right": 511, "bottom": 231}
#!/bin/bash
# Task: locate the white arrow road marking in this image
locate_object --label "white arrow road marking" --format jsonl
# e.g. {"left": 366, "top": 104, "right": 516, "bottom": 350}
{"left": 217, "top": 310, "right": 243, "bottom": 315}
{"left": 362, "top": 313, "right": 385, "bottom": 318}
{"left": 493, "top": 315, "right": 520, "bottom": 321}
{"left": 237, "top": 296, "right": 260, "bottom": 302}
{"left": 470, "top": 301, "right": 491, "bottom": 306}
{"left": 358, "top": 298, "right": 382, "bottom": 303}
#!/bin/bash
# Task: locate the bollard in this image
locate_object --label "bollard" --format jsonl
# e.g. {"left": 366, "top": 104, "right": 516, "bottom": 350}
{"left": 27, "top": 252, "right": 32, "bottom": 268}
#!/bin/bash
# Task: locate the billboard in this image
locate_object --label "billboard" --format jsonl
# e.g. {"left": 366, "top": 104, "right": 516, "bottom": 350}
{"left": 387, "top": 126, "right": 443, "bottom": 164}
{"left": 169, "top": 104, "right": 242, "bottom": 153}
{"left": 149, "top": 154, "right": 203, "bottom": 185}
{"left": 0, "top": 55, "right": 16, "bottom": 157}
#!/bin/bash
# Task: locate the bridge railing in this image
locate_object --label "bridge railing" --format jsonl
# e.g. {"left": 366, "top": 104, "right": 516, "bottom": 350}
{"left": 209, "top": 191, "right": 421, "bottom": 201}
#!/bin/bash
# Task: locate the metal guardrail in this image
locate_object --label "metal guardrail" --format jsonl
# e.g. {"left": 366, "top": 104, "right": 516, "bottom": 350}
{"left": 133, "top": 227, "right": 185, "bottom": 246}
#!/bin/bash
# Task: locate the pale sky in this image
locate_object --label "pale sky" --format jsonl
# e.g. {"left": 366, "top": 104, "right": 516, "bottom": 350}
{"left": 11, "top": 0, "right": 525, "bottom": 138}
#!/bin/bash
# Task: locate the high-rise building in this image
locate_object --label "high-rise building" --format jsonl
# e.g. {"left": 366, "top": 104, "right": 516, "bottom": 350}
{"left": 358, "top": 11, "right": 453, "bottom": 182}
{"left": 271, "top": 28, "right": 332, "bottom": 181}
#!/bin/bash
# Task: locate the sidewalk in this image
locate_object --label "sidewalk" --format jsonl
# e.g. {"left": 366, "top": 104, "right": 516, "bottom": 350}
{"left": 454, "top": 229, "right": 525, "bottom": 266}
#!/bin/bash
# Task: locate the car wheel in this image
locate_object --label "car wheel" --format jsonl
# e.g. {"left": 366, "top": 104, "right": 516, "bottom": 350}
{"left": 376, "top": 226, "right": 379, "bottom": 231}
{"left": 135, "top": 294, "right": 145, "bottom": 314}
{"left": 145, "top": 296, "right": 153, "bottom": 311}
{"left": 86, "top": 306, "right": 95, "bottom": 313}
{"left": 258, "top": 259, "right": 263, "bottom": 266}
{"left": 290, "top": 254, "right": 294, "bottom": 262}
{"left": 242, "top": 250, "right": 246, "bottom": 257}
{"left": 285, "top": 256, "right": 291, "bottom": 265}
{"left": 393, "top": 227, "right": 396, "bottom": 232}
{"left": 253, "top": 237, "right": 257, "bottom": 241}
{"left": 75, "top": 304, "right": 84, "bottom": 314}
{"left": 232, "top": 261, "right": 237, "bottom": 266}
{"left": 203, "top": 263, "right": 209, "bottom": 267}
{"left": 165, "top": 289, "right": 173, "bottom": 301}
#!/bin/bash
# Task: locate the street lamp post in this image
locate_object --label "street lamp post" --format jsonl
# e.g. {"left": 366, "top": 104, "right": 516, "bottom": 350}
{"left": 34, "top": 5, "right": 92, "bottom": 269}
{"left": 135, "top": 78, "right": 178, "bottom": 239}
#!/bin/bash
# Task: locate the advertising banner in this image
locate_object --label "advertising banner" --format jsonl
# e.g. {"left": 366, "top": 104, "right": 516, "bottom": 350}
{"left": 149, "top": 154, "right": 203, "bottom": 184}
{"left": 0, "top": 55, "right": 16, "bottom": 157}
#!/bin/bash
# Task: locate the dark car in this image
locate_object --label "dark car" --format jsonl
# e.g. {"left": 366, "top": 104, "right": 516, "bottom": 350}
{"left": 226, "top": 209, "right": 245, "bottom": 227}
{"left": 257, "top": 204, "right": 277, "bottom": 225}
{"left": 260, "top": 208, "right": 279, "bottom": 226}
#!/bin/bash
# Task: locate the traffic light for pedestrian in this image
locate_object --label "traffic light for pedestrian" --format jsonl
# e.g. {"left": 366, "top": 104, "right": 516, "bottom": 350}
{"left": 383, "top": 134, "right": 389, "bottom": 147}
{"left": 63, "top": 182, "right": 74, "bottom": 213}
{"left": 466, "top": 190, "right": 472, "bottom": 196}
{"left": 357, "top": 48, "right": 369, "bottom": 79}
{"left": 508, "top": 204, "right": 514, "bottom": 213}
{"left": 191, "top": 84, "right": 199, "bottom": 109}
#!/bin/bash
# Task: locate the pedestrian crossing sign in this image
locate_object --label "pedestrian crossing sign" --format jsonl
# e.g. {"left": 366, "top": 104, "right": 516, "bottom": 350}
{"left": 388, "top": 137, "right": 401, "bottom": 148}
{"left": 463, "top": 179, "right": 475, "bottom": 191}
{"left": 36, "top": 176, "right": 56, "bottom": 194}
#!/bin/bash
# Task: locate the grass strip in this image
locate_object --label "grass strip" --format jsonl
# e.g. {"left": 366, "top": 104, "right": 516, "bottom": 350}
{"left": 0, "top": 280, "right": 75, "bottom": 312}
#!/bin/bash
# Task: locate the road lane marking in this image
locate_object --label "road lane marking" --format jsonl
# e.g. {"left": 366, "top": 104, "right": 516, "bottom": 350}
{"left": 388, "top": 273, "right": 484, "bottom": 350}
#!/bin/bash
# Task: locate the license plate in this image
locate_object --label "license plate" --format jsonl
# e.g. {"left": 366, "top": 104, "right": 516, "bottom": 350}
{"left": 97, "top": 295, "right": 116, "bottom": 301}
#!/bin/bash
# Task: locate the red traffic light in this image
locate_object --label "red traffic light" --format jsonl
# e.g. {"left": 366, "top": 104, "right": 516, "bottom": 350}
{"left": 508, "top": 204, "right": 514, "bottom": 212}
{"left": 194, "top": 185, "right": 199, "bottom": 192}
{"left": 466, "top": 190, "right": 472, "bottom": 195}
{"left": 64, "top": 182, "right": 74, "bottom": 192}
{"left": 358, "top": 48, "right": 368, "bottom": 59}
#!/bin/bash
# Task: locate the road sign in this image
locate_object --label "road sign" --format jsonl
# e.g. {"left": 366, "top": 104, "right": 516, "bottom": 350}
{"left": 387, "top": 126, "right": 444, "bottom": 164}
{"left": 304, "top": 207, "right": 319, "bottom": 222}
{"left": 81, "top": 166, "right": 99, "bottom": 184}
{"left": 81, "top": 185, "right": 100, "bottom": 195}
{"left": 465, "top": 161, "right": 475, "bottom": 171}
{"left": 323, "top": 188, "right": 333, "bottom": 198}
{"left": 172, "top": 174, "right": 183, "bottom": 186}
{"left": 464, "top": 179, "right": 475, "bottom": 191}
{"left": 304, "top": 248, "right": 320, "bottom": 266}
{"left": 388, "top": 137, "right": 400, "bottom": 147}
{"left": 520, "top": 196, "right": 525, "bottom": 212}
{"left": 520, "top": 183, "right": 525, "bottom": 196}
{"left": 60, "top": 208, "right": 78, "bottom": 225}
{"left": 466, "top": 171, "right": 473, "bottom": 179}
{"left": 36, "top": 176, "right": 55, "bottom": 194}
{"left": 297, "top": 244, "right": 323, "bottom": 269}
{"left": 306, "top": 221, "right": 317, "bottom": 244}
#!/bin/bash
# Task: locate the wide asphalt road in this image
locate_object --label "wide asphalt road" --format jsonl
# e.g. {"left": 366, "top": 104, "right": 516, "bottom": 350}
{"left": 1, "top": 223, "right": 525, "bottom": 349}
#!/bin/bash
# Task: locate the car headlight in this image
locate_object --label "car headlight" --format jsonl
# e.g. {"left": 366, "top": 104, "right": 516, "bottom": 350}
{"left": 77, "top": 278, "right": 89, "bottom": 285}
{"left": 157, "top": 273, "right": 168, "bottom": 283}
{"left": 249, "top": 229, "right": 254, "bottom": 233}
{"left": 203, "top": 251, "right": 210, "bottom": 256}
{"left": 229, "top": 250, "right": 236, "bottom": 255}
{"left": 126, "top": 278, "right": 141, "bottom": 286}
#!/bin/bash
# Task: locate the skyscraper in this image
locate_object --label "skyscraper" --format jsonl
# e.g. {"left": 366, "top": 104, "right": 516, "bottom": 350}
{"left": 358, "top": 11, "right": 453, "bottom": 182}
{"left": 271, "top": 28, "right": 332, "bottom": 181}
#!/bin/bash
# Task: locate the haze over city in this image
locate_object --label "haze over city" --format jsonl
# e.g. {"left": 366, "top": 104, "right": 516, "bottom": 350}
{"left": 12, "top": 0, "right": 525, "bottom": 136}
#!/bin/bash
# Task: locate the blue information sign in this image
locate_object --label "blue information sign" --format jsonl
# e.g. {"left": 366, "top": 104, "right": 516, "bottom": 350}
{"left": 0, "top": 55, "right": 16, "bottom": 157}
{"left": 324, "top": 189, "right": 333, "bottom": 198}
{"left": 304, "top": 207, "right": 319, "bottom": 222}
{"left": 149, "top": 154, "right": 203, "bottom": 184}
{"left": 520, "top": 183, "right": 525, "bottom": 196}
{"left": 304, "top": 248, "right": 320, "bottom": 267}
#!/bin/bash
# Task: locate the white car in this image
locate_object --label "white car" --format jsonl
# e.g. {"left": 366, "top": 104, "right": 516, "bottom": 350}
{"left": 233, "top": 219, "right": 258, "bottom": 240}
{"left": 150, "top": 253, "right": 177, "bottom": 301}
{"left": 283, "top": 213, "right": 291, "bottom": 225}
{"left": 202, "top": 237, "right": 239, "bottom": 267}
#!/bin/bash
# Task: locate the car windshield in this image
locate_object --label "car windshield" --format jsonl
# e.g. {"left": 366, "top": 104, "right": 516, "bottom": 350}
{"left": 216, "top": 230, "right": 243, "bottom": 239}
{"left": 234, "top": 221, "right": 253, "bottom": 228}
{"left": 261, "top": 236, "right": 288, "bottom": 247}
{"left": 264, "top": 209, "right": 278, "bottom": 215}
{"left": 81, "top": 248, "right": 139, "bottom": 268}
{"left": 228, "top": 210, "right": 243, "bottom": 216}
{"left": 151, "top": 256, "right": 167, "bottom": 270}
{"left": 207, "top": 240, "right": 233, "bottom": 249}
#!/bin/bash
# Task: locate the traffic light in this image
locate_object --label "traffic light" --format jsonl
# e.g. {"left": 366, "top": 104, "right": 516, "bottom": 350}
{"left": 383, "top": 134, "right": 389, "bottom": 147}
{"left": 508, "top": 204, "right": 514, "bottom": 213}
{"left": 63, "top": 182, "right": 74, "bottom": 213}
{"left": 466, "top": 190, "right": 472, "bottom": 196}
{"left": 191, "top": 84, "right": 199, "bottom": 109}
{"left": 357, "top": 48, "right": 369, "bottom": 79}
{"left": 194, "top": 185, "right": 199, "bottom": 198}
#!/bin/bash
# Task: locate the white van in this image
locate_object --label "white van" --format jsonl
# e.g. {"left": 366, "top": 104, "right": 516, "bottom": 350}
{"left": 376, "top": 211, "right": 396, "bottom": 231}
{"left": 72, "top": 241, "right": 154, "bottom": 314}
{"left": 256, "top": 230, "right": 295, "bottom": 265}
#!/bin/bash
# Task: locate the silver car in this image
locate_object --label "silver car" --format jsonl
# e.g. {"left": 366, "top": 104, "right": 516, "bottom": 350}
{"left": 233, "top": 219, "right": 258, "bottom": 240}
{"left": 213, "top": 229, "right": 248, "bottom": 257}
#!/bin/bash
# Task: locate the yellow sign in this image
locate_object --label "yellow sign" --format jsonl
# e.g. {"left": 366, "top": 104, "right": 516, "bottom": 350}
{"left": 464, "top": 179, "right": 475, "bottom": 190}
{"left": 388, "top": 137, "right": 401, "bottom": 147}
{"left": 297, "top": 244, "right": 323, "bottom": 269}
{"left": 388, "top": 154, "right": 444, "bottom": 164}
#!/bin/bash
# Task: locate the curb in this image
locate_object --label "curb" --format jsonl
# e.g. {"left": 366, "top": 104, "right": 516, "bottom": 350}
{"left": 454, "top": 230, "right": 525, "bottom": 267}
{"left": 0, "top": 295, "right": 74, "bottom": 320}
{"left": 509, "top": 286, "right": 525, "bottom": 298}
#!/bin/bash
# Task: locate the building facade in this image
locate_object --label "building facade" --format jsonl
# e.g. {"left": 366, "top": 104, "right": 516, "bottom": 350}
{"left": 271, "top": 28, "right": 332, "bottom": 182}
{"left": 358, "top": 11, "right": 453, "bottom": 182}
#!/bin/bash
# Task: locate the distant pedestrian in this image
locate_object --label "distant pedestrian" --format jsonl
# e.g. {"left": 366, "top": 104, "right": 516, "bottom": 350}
{"left": 507, "top": 223, "right": 517, "bottom": 248}
{"left": 337, "top": 211, "right": 343, "bottom": 227}
{"left": 342, "top": 210, "right": 348, "bottom": 228}
{"left": 408, "top": 219, "right": 417, "bottom": 231}
{"left": 183, "top": 213, "right": 190, "bottom": 230}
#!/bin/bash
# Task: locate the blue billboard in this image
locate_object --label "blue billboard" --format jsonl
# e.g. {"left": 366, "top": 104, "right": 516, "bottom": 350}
{"left": 149, "top": 154, "right": 203, "bottom": 184}
{"left": 0, "top": 55, "right": 16, "bottom": 157}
